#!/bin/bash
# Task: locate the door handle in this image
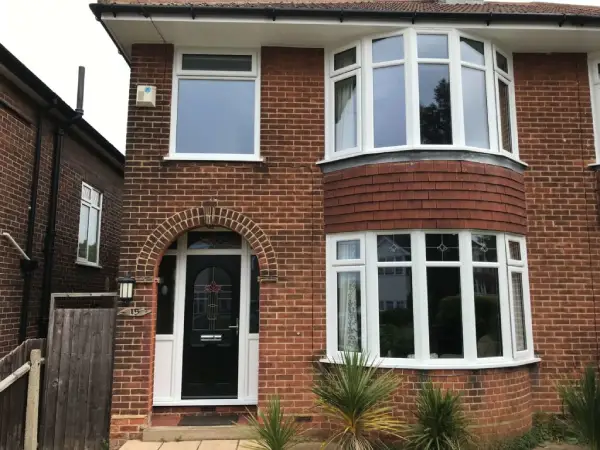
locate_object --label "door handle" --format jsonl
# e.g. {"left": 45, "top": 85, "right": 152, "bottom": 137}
{"left": 228, "top": 318, "right": 239, "bottom": 335}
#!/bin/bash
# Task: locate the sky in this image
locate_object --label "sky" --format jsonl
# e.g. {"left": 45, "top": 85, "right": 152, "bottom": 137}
{"left": 0, "top": 0, "right": 598, "bottom": 154}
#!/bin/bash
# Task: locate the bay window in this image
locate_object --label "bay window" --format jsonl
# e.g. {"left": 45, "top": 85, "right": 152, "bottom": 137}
{"left": 326, "top": 231, "right": 535, "bottom": 368}
{"left": 327, "top": 29, "right": 518, "bottom": 160}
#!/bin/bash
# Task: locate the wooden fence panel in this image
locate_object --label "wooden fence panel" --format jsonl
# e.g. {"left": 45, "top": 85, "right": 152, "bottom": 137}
{"left": 0, "top": 339, "right": 46, "bottom": 450}
{"left": 40, "top": 306, "right": 116, "bottom": 450}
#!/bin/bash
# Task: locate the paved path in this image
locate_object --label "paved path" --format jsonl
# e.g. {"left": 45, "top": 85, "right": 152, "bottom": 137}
{"left": 120, "top": 440, "right": 251, "bottom": 450}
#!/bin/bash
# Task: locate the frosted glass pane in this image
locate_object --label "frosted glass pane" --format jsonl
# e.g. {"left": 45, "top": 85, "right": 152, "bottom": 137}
{"left": 176, "top": 79, "right": 255, "bottom": 154}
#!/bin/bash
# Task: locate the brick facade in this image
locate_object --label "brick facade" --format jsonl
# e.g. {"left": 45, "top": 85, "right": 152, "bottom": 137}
{"left": 110, "top": 42, "right": 600, "bottom": 446}
{"left": 0, "top": 71, "right": 123, "bottom": 356}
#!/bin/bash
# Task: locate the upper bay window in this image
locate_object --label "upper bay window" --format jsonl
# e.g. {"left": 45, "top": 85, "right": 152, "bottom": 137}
{"left": 169, "top": 50, "right": 260, "bottom": 161}
{"left": 328, "top": 29, "right": 518, "bottom": 160}
{"left": 326, "top": 231, "right": 535, "bottom": 369}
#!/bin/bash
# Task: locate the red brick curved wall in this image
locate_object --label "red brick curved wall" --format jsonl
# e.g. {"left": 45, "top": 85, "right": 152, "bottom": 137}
{"left": 324, "top": 160, "right": 526, "bottom": 234}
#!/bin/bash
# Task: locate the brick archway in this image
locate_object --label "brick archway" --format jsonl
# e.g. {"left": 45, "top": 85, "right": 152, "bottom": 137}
{"left": 136, "top": 206, "right": 278, "bottom": 282}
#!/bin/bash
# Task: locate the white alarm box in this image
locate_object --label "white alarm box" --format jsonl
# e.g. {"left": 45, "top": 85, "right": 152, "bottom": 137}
{"left": 136, "top": 85, "right": 156, "bottom": 107}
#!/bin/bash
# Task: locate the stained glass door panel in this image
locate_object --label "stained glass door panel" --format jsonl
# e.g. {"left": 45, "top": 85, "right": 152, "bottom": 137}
{"left": 182, "top": 255, "right": 241, "bottom": 399}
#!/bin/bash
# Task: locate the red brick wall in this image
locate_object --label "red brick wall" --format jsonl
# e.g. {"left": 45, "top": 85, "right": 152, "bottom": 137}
{"left": 515, "top": 53, "right": 600, "bottom": 411}
{"left": 324, "top": 161, "right": 526, "bottom": 234}
{"left": 113, "top": 44, "right": 600, "bottom": 446}
{"left": 0, "top": 75, "right": 123, "bottom": 356}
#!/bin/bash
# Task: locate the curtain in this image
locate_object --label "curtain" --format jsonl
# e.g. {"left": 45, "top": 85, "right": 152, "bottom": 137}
{"left": 334, "top": 76, "right": 357, "bottom": 152}
{"left": 337, "top": 240, "right": 360, "bottom": 352}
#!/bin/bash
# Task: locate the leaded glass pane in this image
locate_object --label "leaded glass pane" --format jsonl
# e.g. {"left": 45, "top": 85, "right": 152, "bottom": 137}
{"left": 427, "top": 267, "right": 463, "bottom": 358}
{"left": 377, "top": 234, "right": 411, "bottom": 262}
{"left": 187, "top": 232, "right": 241, "bottom": 249}
{"left": 425, "top": 233, "right": 459, "bottom": 261}
{"left": 471, "top": 234, "right": 497, "bottom": 262}
{"left": 511, "top": 272, "right": 527, "bottom": 351}
{"left": 498, "top": 78, "right": 513, "bottom": 152}
{"left": 338, "top": 271, "right": 361, "bottom": 352}
{"left": 336, "top": 240, "right": 360, "bottom": 260}
{"left": 509, "top": 240, "right": 522, "bottom": 261}
{"left": 474, "top": 268, "right": 502, "bottom": 358}
{"left": 379, "top": 267, "right": 414, "bottom": 358}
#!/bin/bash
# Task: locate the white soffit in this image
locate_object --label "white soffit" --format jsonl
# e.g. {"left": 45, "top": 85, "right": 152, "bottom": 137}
{"left": 102, "top": 14, "right": 600, "bottom": 58}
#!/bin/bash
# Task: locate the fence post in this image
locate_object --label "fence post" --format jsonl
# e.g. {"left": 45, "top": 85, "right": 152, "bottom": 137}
{"left": 24, "top": 349, "right": 42, "bottom": 450}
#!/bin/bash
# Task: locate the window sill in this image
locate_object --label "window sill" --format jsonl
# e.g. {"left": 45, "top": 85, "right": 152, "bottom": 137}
{"left": 75, "top": 260, "right": 102, "bottom": 269}
{"left": 164, "top": 154, "right": 264, "bottom": 163}
{"left": 317, "top": 146, "right": 527, "bottom": 174}
{"left": 319, "top": 356, "right": 541, "bottom": 371}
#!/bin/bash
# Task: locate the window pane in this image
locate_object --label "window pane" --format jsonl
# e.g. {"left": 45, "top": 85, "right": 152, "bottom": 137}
{"left": 419, "top": 64, "right": 452, "bottom": 145}
{"left": 176, "top": 79, "right": 255, "bottom": 155}
{"left": 377, "top": 234, "right": 411, "bottom": 262}
{"left": 379, "top": 267, "right": 414, "bottom": 358}
{"left": 373, "top": 35, "right": 404, "bottom": 63}
{"left": 426, "top": 233, "right": 459, "bottom": 262}
{"left": 187, "top": 232, "right": 241, "bottom": 249}
{"left": 472, "top": 234, "right": 497, "bottom": 262}
{"left": 157, "top": 255, "right": 176, "bottom": 334}
{"left": 417, "top": 34, "right": 448, "bottom": 59}
{"left": 496, "top": 52, "right": 509, "bottom": 73}
{"left": 509, "top": 241, "right": 522, "bottom": 261}
{"left": 338, "top": 272, "right": 361, "bottom": 352}
{"left": 250, "top": 255, "right": 260, "bottom": 333}
{"left": 462, "top": 67, "right": 490, "bottom": 148}
{"left": 82, "top": 185, "right": 91, "bottom": 201}
{"left": 78, "top": 204, "right": 89, "bottom": 259}
{"left": 498, "top": 79, "right": 513, "bottom": 152}
{"left": 334, "top": 76, "right": 357, "bottom": 152}
{"left": 511, "top": 272, "right": 527, "bottom": 351}
{"left": 474, "top": 268, "right": 502, "bottom": 358}
{"left": 460, "top": 37, "right": 485, "bottom": 66}
{"left": 87, "top": 208, "right": 99, "bottom": 263}
{"left": 334, "top": 48, "right": 356, "bottom": 71}
{"left": 90, "top": 189, "right": 101, "bottom": 207}
{"left": 374, "top": 65, "right": 407, "bottom": 148}
{"left": 167, "top": 240, "right": 178, "bottom": 250}
{"left": 427, "top": 267, "right": 463, "bottom": 358}
{"left": 336, "top": 240, "right": 360, "bottom": 260}
{"left": 182, "top": 54, "right": 252, "bottom": 72}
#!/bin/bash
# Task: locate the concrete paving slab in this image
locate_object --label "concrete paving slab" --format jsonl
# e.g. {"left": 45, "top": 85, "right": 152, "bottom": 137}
{"left": 198, "top": 440, "right": 239, "bottom": 450}
{"left": 160, "top": 441, "right": 202, "bottom": 450}
{"left": 120, "top": 441, "right": 162, "bottom": 450}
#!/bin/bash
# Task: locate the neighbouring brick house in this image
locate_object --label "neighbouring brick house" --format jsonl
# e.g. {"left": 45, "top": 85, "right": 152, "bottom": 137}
{"left": 91, "top": 0, "right": 600, "bottom": 445}
{"left": 0, "top": 44, "right": 124, "bottom": 356}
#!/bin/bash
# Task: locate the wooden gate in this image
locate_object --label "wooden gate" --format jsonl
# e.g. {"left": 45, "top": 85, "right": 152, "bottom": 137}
{"left": 39, "top": 293, "right": 116, "bottom": 450}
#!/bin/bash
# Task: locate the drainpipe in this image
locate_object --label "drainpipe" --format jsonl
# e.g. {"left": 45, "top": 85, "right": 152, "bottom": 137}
{"left": 18, "top": 109, "right": 44, "bottom": 343}
{"left": 38, "top": 66, "right": 85, "bottom": 337}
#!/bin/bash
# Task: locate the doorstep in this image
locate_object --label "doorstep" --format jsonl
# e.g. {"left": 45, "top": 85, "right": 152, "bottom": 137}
{"left": 143, "top": 426, "right": 255, "bottom": 442}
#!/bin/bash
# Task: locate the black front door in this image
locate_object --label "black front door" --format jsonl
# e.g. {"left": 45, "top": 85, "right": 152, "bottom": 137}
{"left": 182, "top": 255, "right": 241, "bottom": 399}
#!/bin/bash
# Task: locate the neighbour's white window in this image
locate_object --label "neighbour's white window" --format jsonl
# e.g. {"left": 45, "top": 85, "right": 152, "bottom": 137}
{"left": 326, "top": 230, "right": 535, "bottom": 368}
{"left": 77, "top": 182, "right": 102, "bottom": 265}
{"left": 326, "top": 29, "right": 518, "bottom": 160}
{"left": 170, "top": 50, "right": 260, "bottom": 161}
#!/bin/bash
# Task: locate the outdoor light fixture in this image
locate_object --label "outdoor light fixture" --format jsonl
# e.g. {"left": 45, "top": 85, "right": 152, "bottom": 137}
{"left": 117, "top": 274, "right": 136, "bottom": 303}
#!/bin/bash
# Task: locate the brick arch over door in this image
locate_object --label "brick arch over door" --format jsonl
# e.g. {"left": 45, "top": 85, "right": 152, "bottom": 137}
{"left": 136, "top": 207, "right": 278, "bottom": 281}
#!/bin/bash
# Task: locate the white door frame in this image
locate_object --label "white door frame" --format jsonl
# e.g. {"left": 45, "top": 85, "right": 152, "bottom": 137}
{"left": 153, "top": 228, "right": 258, "bottom": 406}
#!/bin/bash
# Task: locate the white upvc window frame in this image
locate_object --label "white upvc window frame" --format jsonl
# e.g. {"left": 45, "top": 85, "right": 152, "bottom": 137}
{"left": 493, "top": 47, "right": 520, "bottom": 158}
{"left": 168, "top": 47, "right": 262, "bottom": 162}
{"left": 326, "top": 230, "right": 537, "bottom": 369}
{"left": 77, "top": 181, "right": 103, "bottom": 267}
{"left": 588, "top": 53, "right": 600, "bottom": 163}
{"left": 324, "top": 27, "right": 520, "bottom": 162}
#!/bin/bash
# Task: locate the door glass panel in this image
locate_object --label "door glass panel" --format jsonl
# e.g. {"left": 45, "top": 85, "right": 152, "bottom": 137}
{"left": 192, "top": 267, "right": 233, "bottom": 345}
{"left": 157, "top": 255, "right": 176, "bottom": 334}
{"left": 250, "top": 255, "right": 260, "bottom": 333}
{"left": 187, "top": 231, "right": 241, "bottom": 249}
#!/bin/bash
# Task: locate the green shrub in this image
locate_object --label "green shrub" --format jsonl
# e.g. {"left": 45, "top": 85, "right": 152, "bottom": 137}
{"left": 558, "top": 366, "right": 600, "bottom": 450}
{"left": 245, "top": 396, "right": 303, "bottom": 450}
{"left": 406, "top": 382, "right": 473, "bottom": 450}
{"left": 312, "top": 352, "right": 405, "bottom": 450}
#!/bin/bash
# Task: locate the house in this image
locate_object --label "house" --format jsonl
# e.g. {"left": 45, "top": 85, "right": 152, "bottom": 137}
{"left": 90, "top": 0, "right": 600, "bottom": 445}
{"left": 0, "top": 43, "right": 124, "bottom": 356}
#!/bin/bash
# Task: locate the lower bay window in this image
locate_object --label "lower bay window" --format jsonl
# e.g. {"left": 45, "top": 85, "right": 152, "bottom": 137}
{"left": 326, "top": 230, "right": 535, "bottom": 368}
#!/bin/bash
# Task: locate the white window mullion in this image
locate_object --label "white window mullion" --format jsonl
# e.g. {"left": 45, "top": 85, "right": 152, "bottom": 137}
{"left": 365, "top": 233, "right": 379, "bottom": 357}
{"left": 363, "top": 37, "right": 373, "bottom": 153}
{"left": 325, "top": 237, "right": 338, "bottom": 357}
{"left": 406, "top": 29, "right": 420, "bottom": 146}
{"left": 459, "top": 231, "right": 477, "bottom": 362}
{"left": 412, "top": 231, "right": 429, "bottom": 362}
{"left": 497, "top": 233, "right": 512, "bottom": 359}
{"left": 449, "top": 30, "right": 465, "bottom": 146}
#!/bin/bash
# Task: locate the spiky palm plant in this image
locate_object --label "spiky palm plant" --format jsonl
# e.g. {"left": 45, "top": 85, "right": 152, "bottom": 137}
{"left": 312, "top": 351, "right": 405, "bottom": 450}
{"left": 244, "top": 396, "right": 304, "bottom": 450}
{"left": 407, "top": 382, "right": 473, "bottom": 450}
{"left": 557, "top": 366, "right": 600, "bottom": 450}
